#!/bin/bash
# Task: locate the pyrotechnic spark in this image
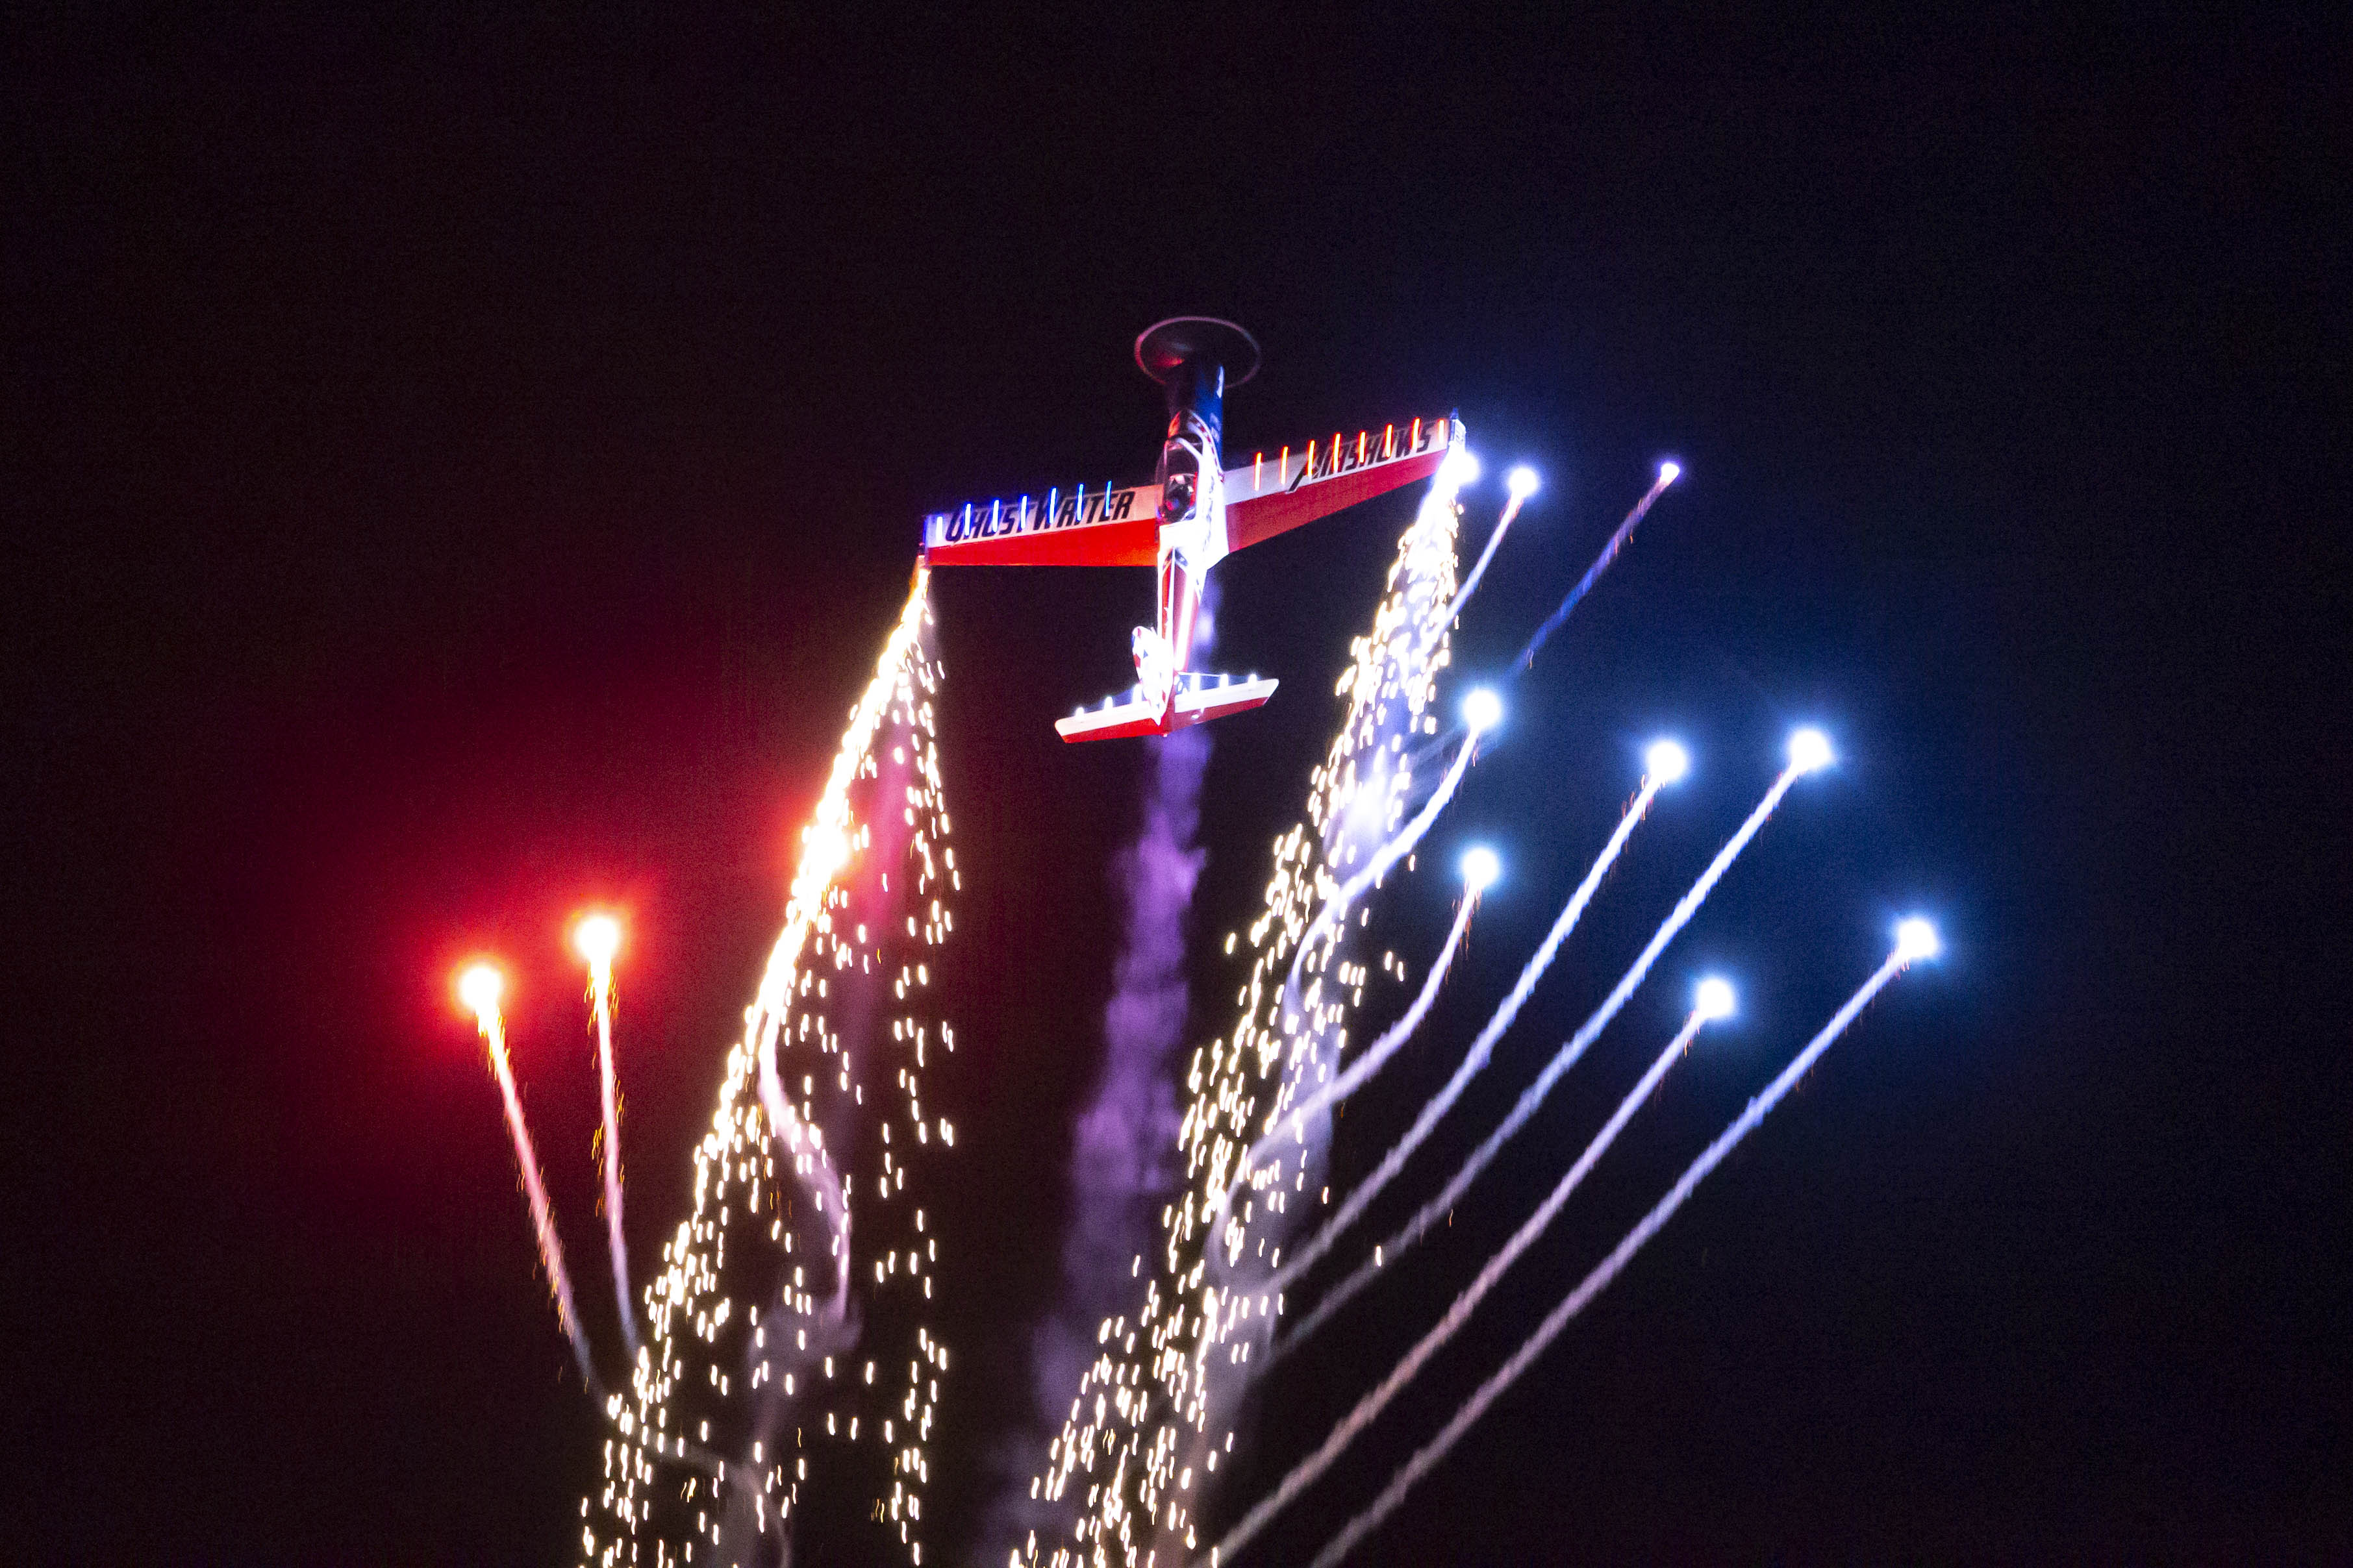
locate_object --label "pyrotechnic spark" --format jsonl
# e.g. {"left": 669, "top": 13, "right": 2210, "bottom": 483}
{"left": 1268, "top": 741, "right": 1687, "bottom": 1295}
{"left": 1298, "top": 931, "right": 1937, "bottom": 1568}
{"left": 460, "top": 964, "right": 601, "bottom": 1395}
{"left": 1275, "top": 743, "right": 1820, "bottom": 1338}
{"left": 1215, "top": 878, "right": 1483, "bottom": 1221}
{"left": 582, "top": 569, "right": 959, "bottom": 1567}
{"left": 1513, "top": 462, "right": 1681, "bottom": 673}
{"left": 1212, "top": 985, "right": 1735, "bottom": 1563}
{"left": 574, "top": 914, "right": 639, "bottom": 1354}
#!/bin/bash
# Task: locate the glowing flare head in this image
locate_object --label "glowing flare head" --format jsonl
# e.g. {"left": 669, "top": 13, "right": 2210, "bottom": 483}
{"left": 803, "top": 821, "right": 851, "bottom": 882}
{"left": 1787, "top": 727, "right": 1835, "bottom": 775}
{"left": 1462, "top": 687, "right": 1504, "bottom": 734}
{"left": 573, "top": 913, "right": 621, "bottom": 972}
{"left": 1506, "top": 465, "right": 1540, "bottom": 499}
{"left": 1644, "top": 738, "right": 1691, "bottom": 785}
{"left": 1459, "top": 845, "right": 1502, "bottom": 892}
{"left": 1658, "top": 460, "right": 1682, "bottom": 484}
{"left": 1894, "top": 917, "right": 1943, "bottom": 962}
{"left": 1439, "top": 448, "right": 1481, "bottom": 488}
{"left": 1694, "top": 976, "right": 1737, "bottom": 1022}
{"left": 457, "top": 963, "right": 503, "bottom": 1027}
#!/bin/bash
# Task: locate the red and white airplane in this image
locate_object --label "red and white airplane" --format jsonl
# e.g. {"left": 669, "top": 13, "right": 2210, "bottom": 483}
{"left": 920, "top": 318, "right": 1463, "bottom": 741}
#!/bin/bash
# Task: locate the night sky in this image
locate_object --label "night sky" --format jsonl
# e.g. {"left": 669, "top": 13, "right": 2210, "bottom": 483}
{"left": 6, "top": 8, "right": 2345, "bottom": 1562}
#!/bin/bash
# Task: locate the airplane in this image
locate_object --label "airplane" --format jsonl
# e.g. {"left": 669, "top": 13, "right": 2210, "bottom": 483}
{"left": 919, "top": 317, "right": 1463, "bottom": 741}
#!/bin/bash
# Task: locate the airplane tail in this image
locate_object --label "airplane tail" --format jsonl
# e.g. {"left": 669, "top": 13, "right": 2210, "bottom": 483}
{"left": 1054, "top": 673, "right": 1279, "bottom": 743}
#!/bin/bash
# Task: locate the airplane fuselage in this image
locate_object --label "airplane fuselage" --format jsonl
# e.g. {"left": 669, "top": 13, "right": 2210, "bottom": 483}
{"left": 1135, "top": 354, "right": 1232, "bottom": 727}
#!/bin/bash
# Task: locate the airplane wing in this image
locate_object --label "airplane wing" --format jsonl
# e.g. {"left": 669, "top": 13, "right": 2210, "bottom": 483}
{"left": 921, "top": 483, "right": 1160, "bottom": 567}
{"left": 918, "top": 412, "right": 1460, "bottom": 567}
{"left": 1221, "top": 413, "right": 1458, "bottom": 554}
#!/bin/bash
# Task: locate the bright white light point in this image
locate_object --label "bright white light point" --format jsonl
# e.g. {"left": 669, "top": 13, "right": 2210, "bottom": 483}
{"left": 1644, "top": 738, "right": 1690, "bottom": 784}
{"left": 1694, "top": 977, "right": 1736, "bottom": 1021}
{"left": 1659, "top": 460, "right": 1682, "bottom": 484}
{"left": 1507, "top": 465, "right": 1540, "bottom": 498}
{"left": 1894, "top": 917, "right": 1943, "bottom": 961}
{"left": 573, "top": 914, "right": 620, "bottom": 969}
{"left": 1441, "top": 449, "right": 1481, "bottom": 486}
{"left": 1788, "top": 727, "right": 1835, "bottom": 774}
{"left": 1462, "top": 688, "right": 1504, "bottom": 733}
{"left": 1460, "top": 846, "right": 1502, "bottom": 891}
{"left": 457, "top": 963, "right": 503, "bottom": 1020}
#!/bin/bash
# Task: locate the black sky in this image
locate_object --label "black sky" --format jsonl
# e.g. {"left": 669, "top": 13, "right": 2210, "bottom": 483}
{"left": 5, "top": 6, "right": 2346, "bottom": 1563}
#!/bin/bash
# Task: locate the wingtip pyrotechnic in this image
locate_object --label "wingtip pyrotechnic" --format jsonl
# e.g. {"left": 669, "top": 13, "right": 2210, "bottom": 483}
{"left": 457, "top": 962, "right": 503, "bottom": 1027}
{"left": 1506, "top": 465, "right": 1539, "bottom": 499}
{"left": 1460, "top": 845, "right": 1502, "bottom": 892}
{"left": 1644, "top": 738, "right": 1691, "bottom": 785}
{"left": 1462, "top": 687, "right": 1504, "bottom": 734}
{"left": 573, "top": 912, "right": 622, "bottom": 973}
{"left": 1694, "top": 975, "right": 1737, "bottom": 1021}
{"left": 1787, "top": 727, "right": 1835, "bottom": 775}
{"left": 1439, "top": 447, "right": 1481, "bottom": 487}
{"left": 1658, "top": 459, "right": 1682, "bottom": 484}
{"left": 1894, "top": 917, "right": 1943, "bottom": 962}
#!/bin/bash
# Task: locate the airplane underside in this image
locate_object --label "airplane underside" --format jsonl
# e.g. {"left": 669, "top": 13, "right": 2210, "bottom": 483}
{"left": 916, "top": 317, "right": 1459, "bottom": 743}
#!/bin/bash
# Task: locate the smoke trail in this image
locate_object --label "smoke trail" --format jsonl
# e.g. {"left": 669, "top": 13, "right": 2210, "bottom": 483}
{"left": 584, "top": 948, "right": 641, "bottom": 1355}
{"left": 1272, "top": 757, "right": 1812, "bottom": 1345}
{"left": 993, "top": 716, "right": 1213, "bottom": 1558}
{"left": 1212, "top": 1001, "right": 1720, "bottom": 1564}
{"left": 1215, "top": 890, "right": 1478, "bottom": 1221}
{"left": 1269, "top": 765, "right": 1671, "bottom": 1295}
{"left": 1300, "top": 941, "right": 1928, "bottom": 1568}
{"left": 1514, "top": 465, "right": 1678, "bottom": 674}
{"left": 474, "top": 999, "right": 601, "bottom": 1396}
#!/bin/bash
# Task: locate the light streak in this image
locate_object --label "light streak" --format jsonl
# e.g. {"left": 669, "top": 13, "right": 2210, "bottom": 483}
{"left": 1300, "top": 935, "right": 1935, "bottom": 1568}
{"left": 1213, "top": 989, "right": 1732, "bottom": 1564}
{"left": 1513, "top": 462, "right": 1681, "bottom": 673}
{"left": 1215, "top": 888, "right": 1480, "bottom": 1221}
{"left": 1268, "top": 749, "right": 1681, "bottom": 1295}
{"left": 575, "top": 914, "right": 640, "bottom": 1354}
{"left": 462, "top": 964, "right": 601, "bottom": 1395}
{"left": 1442, "top": 482, "right": 1535, "bottom": 625}
{"left": 1275, "top": 749, "right": 1816, "bottom": 1328}
{"left": 1289, "top": 728, "right": 1479, "bottom": 979}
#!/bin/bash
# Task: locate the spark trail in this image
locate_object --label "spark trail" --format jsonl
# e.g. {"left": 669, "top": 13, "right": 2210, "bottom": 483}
{"left": 1273, "top": 735, "right": 1826, "bottom": 1346}
{"left": 1268, "top": 739, "right": 1689, "bottom": 1295}
{"left": 1514, "top": 462, "right": 1680, "bottom": 673}
{"left": 462, "top": 964, "right": 600, "bottom": 1395}
{"left": 1216, "top": 869, "right": 1483, "bottom": 1223}
{"left": 583, "top": 568, "right": 959, "bottom": 1566}
{"left": 1299, "top": 923, "right": 1942, "bottom": 1568}
{"left": 1211, "top": 983, "right": 1733, "bottom": 1565}
{"left": 576, "top": 914, "right": 639, "bottom": 1355}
